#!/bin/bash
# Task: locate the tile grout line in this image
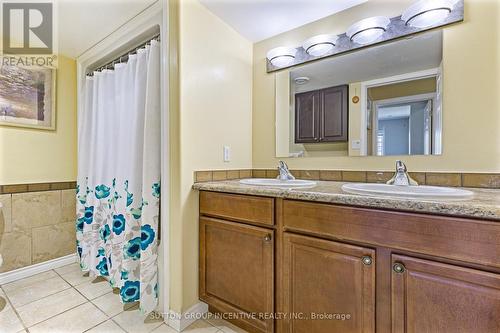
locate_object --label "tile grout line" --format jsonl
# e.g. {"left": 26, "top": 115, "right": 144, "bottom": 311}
{"left": 2, "top": 271, "right": 73, "bottom": 309}
{"left": 0, "top": 284, "right": 29, "bottom": 331}
{"left": 54, "top": 264, "right": 152, "bottom": 333}
{"left": 7, "top": 263, "right": 163, "bottom": 333}
{"left": 108, "top": 305, "right": 165, "bottom": 333}
{"left": 14, "top": 269, "right": 88, "bottom": 330}
{"left": 87, "top": 293, "right": 134, "bottom": 333}
{"left": 39, "top": 266, "right": 110, "bottom": 332}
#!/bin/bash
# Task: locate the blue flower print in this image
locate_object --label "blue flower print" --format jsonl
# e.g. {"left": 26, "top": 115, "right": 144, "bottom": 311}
{"left": 141, "top": 224, "right": 156, "bottom": 250}
{"left": 112, "top": 214, "right": 126, "bottom": 235}
{"left": 125, "top": 180, "right": 133, "bottom": 207}
{"left": 124, "top": 237, "right": 141, "bottom": 260}
{"left": 120, "top": 280, "right": 140, "bottom": 303}
{"left": 95, "top": 184, "right": 110, "bottom": 199}
{"left": 81, "top": 206, "right": 94, "bottom": 224}
{"left": 126, "top": 192, "right": 133, "bottom": 207}
{"left": 130, "top": 207, "right": 142, "bottom": 220}
{"left": 96, "top": 257, "right": 109, "bottom": 276}
{"left": 97, "top": 247, "right": 105, "bottom": 257}
{"left": 77, "top": 246, "right": 82, "bottom": 258}
{"left": 152, "top": 182, "right": 160, "bottom": 198}
{"left": 121, "top": 270, "right": 129, "bottom": 280}
{"left": 76, "top": 218, "right": 84, "bottom": 232}
{"left": 77, "top": 195, "right": 86, "bottom": 205}
{"left": 76, "top": 184, "right": 80, "bottom": 194}
{"left": 100, "top": 225, "right": 111, "bottom": 242}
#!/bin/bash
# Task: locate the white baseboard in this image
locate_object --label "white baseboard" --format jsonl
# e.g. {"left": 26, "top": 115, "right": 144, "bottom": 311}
{"left": 167, "top": 302, "right": 208, "bottom": 332}
{"left": 0, "top": 253, "right": 78, "bottom": 285}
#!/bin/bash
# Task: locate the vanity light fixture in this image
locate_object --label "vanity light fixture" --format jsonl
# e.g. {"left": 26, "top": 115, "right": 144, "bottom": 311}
{"left": 402, "top": 0, "right": 457, "bottom": 28}
{"left": 302, "top": 34, "right": 338, "bottom": 57}
{"left": 347, "top": 16, "right": 391, "bottom": 45}
{"left": 266, "top": 46, "right": 297, "bottom": 68}
{"left": 265, "top": 0, "right": 463, "bottom": 73}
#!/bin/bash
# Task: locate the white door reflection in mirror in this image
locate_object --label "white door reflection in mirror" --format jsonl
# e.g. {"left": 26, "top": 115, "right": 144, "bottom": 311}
{"left": 372, "top": 94, "right": 435, "bottom": 156}
{"left": 360, "top": 69, "right": 440, "bottom": 156}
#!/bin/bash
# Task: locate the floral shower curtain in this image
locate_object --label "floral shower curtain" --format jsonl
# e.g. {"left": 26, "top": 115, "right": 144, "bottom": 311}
{"left": 76, "top": 39, "right": 160, "bottom": 313}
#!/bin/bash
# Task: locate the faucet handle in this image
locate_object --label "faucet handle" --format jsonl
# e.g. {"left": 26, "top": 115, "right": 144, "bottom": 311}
{"left": 395, "top": 160, "right": 407, "bottom": 172}
{"left": 388, "top": 160, "right": 418, "bottom": 186}
{"left": 277, "top": 160, "right": 295, "bottom": 180}
{"left": 278, "top": 160, "right": 288, "bottom": 170}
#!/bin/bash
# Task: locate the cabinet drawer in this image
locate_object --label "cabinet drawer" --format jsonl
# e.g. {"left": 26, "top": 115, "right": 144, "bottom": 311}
{"left": 283, "top": 200, "right": 500, "bottom": 269}
{"left": 200, "top": 191, "right": 274, "bottom": 226}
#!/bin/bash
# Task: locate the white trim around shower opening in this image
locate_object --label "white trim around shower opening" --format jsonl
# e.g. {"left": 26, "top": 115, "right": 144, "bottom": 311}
{"left": 76, "top": 0, "right": 170, "bottom": 319}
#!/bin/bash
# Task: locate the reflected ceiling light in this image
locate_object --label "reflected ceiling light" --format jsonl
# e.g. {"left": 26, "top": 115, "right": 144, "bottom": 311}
{"left": 266, "top": 47, "right": 297, "bottom": 67}
{"left": 302, "top": 34, "right": 338, "bottom": 57}
{"left": 402, "top": 0, "right": 456, "bottom": 28}
{"left": 294, "top": 77, "right": 310, "bottom": 85}
{"left": 347, "top": 16, "right": 390, "bottom": 45}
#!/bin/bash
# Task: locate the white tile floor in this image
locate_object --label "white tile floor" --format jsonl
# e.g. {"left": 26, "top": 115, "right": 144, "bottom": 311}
{"left": 0, "top": 263, "right": 247, "bottom": 333}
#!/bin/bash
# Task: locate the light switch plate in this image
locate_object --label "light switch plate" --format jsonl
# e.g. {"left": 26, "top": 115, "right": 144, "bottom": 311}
{"left": 351, "top": 140, "right": 361, "bottom": 150}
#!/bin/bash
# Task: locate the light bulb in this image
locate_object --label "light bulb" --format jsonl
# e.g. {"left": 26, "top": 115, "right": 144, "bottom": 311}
{"left": 266, "top": 46, "right": 297, "bottom": 67}
{"left": 347, "top": 16, "right": 390, "bottom": 45}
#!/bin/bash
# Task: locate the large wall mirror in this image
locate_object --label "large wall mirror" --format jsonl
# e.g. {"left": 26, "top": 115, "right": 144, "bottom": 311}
{"left": 275, "top": 30, "right": 443, "bottom": 158}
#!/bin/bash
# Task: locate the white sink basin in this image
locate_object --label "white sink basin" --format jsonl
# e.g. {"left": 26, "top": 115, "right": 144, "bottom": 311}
{"left": 239, "top": 178, "right": 317, "bottom": 188}
{"left": 342, "top": 183, "right": 474, "bottom": 200}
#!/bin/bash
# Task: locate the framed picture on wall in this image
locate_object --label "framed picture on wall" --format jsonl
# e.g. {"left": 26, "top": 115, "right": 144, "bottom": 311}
{"left": 0, "top": 64, "right": 56, "bottom": 130}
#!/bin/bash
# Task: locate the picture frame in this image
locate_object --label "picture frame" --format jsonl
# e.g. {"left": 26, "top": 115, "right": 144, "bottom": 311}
{"left": 0, "top": 64, "right": 56, "bottom": 130}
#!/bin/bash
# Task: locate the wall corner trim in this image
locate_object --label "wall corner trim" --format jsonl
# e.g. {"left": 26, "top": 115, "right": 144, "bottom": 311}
{"left": 167, "top": 302, "right": 209, "bottom": 332}
{"left": 0, "top": 253, "right": 77, "bottom": 285}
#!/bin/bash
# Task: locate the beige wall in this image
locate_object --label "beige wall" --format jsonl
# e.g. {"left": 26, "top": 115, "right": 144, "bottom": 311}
{"left": 0, "top": 56, "right": 77, "bottom": 184}
{"left": 368, "top": 77, "right": 437, "bottom": 101}
{"left": 253, "top": 0, "right": 500, "bottom": 172}
{"left": 170, "top": 0, "right": 253, "bottom": 312}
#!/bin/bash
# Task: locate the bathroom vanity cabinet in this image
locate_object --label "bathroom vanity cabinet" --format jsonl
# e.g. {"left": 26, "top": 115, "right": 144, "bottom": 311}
{"left": 198, "top": 191, "right": 500, "bottom": 333}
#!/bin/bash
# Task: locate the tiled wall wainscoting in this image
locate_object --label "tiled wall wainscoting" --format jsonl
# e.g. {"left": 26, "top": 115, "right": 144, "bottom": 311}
{"left": 194, "top": 169, "right": 500, "bottom": 189}
{"left": 0, "top": 183, "right": 76, "bottom": 273}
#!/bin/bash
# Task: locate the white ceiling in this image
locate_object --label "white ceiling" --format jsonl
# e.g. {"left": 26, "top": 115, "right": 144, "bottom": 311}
{"left": 198, "top": 0, "right": 367, "bottom": 42}
{"left": 58, "top": 0, "right": 157, "bottom": 58}
{"left": 293, "top": 31, "right": 443, "bottom": 93}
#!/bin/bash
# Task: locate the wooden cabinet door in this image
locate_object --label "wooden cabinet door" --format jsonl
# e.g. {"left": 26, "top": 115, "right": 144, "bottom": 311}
{"left": 320, "top": 85, "right": 348, "bottom": 142}
{"left": 282, "top": 233, "right": 375, "bottom": 333}
{"left": 200, "top": 217, "right": 274, "bottom": 333}
{"left": 295, "top": 90, "right": 320, "bottom": 143}
{"left": 392, "top": 254, "right": 500, "bottom": 333}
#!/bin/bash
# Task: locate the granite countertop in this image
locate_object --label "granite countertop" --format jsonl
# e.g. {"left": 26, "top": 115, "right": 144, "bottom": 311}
{"left": 193, "top": 180, "right": 500, "bottom": 221}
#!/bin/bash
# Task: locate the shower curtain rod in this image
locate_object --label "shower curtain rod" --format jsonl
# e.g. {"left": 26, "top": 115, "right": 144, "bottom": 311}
{"left": 86, "top": 33, "right": 160, "bottom": 76}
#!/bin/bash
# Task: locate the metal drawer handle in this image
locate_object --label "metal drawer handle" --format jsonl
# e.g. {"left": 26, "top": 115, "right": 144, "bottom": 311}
{"left": 361, "top": 256, "right": 373, "bottom": 266}
{"left": 264, "top": 234, "right": 272, "bottom": 242}
{"left": 393, "top": 263, "right": 406, "bottom": 274}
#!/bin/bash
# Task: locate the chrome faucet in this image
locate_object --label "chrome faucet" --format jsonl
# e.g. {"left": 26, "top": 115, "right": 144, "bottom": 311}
{"left": 387, "top": 161, "right": 418, "bottom": 186}
{"left": 277, "top": 161, "right": 295, "bottom": 181}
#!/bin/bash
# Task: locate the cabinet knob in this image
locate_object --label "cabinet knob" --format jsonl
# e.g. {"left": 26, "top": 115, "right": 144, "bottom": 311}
{"left": 361, "top": 256, "right": 373, "bottom": 266}
{"left": 264, "top": 234, "right": 272, "bottom": 242}
{"left": 393, "top": 263, "right": 406, "bottom": 274}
